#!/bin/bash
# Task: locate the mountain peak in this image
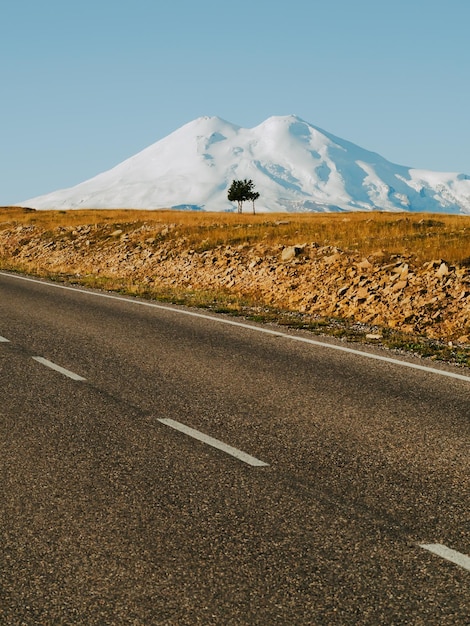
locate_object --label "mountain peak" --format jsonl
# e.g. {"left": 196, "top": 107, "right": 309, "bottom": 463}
{"left": 20, "top": 116, "right": 470, "bottom": 214}
{"left": 263, "top": 114, "right": 306, "bottom": 123}
{"left": 180, "top": 115, "right": 240, "bottom": 134}
{"left": 255, "top": 114, "right": 311, "bottom": 131}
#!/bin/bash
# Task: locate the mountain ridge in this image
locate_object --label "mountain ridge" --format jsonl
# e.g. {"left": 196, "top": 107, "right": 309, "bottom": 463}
{"left": 21, "top": 115, "right": 470, "bottom": 214}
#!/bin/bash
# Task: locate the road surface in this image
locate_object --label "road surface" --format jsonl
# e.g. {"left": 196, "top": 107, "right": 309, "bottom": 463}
{"left": 0, "top": 271, "right": 469, "bottom": 624}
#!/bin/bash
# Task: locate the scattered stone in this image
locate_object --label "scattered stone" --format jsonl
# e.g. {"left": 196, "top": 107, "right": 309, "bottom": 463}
{"left": 355, "top": 287, "right": 369, "bottom": 300}
{"left": 281, "top": 246, "right": 301, "bottom": 261}
{"left": 436, "top": 262, "right": 449, "bottom": 278}
{"left": 324, "top": 253, "right": 342, "bottom": 264}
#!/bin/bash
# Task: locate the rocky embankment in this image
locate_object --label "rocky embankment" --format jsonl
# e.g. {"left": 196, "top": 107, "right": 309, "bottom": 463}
{"left": 1, "top": 222, "right": 469, "bottom": 344}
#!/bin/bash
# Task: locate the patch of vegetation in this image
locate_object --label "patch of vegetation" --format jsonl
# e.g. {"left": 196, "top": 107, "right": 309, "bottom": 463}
{"left": 2, "top": 206, "right": 470, "bottom": 264}
{"left": 1, "top": 207, "right": 469, "bottom": 368}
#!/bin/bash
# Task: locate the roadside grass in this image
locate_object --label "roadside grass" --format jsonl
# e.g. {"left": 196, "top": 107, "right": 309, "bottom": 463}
{"left": 1, "top": 256, "right": 468, "bottom": 368}
{"left": 1, "top": 207, "right": 469, "bottom": 367}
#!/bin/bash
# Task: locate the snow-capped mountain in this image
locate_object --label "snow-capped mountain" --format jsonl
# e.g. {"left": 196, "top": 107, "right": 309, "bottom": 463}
{"left": 21, "top": 115, "right": 470, "bottom": 214}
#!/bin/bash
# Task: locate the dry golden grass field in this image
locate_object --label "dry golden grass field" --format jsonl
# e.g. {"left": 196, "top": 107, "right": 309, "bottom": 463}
{"left": 1, "top": 206, "right": 470, "bottom": 264}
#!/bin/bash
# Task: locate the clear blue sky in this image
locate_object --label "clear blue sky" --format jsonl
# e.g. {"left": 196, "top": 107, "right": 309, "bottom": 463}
{"left": 2, "top": 0, "right": 469, "bottom": 205}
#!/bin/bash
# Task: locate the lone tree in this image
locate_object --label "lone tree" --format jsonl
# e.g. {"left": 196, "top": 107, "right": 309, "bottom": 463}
{"left": 227, "top": 179, "right": 259, "bottom": 214}
{"left": 247, "top": 190, "right": 260, "bottom": 215}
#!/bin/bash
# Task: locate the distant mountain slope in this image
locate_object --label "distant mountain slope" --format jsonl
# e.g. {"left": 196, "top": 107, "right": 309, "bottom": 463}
{"left": 21, "top": 115, "right": 470, "bottom": 213}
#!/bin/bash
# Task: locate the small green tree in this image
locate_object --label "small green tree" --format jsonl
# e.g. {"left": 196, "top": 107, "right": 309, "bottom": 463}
{"left": 247, "top": 190, "right": 260, "bottom": 215}
{"left": 227, "top": 179, "right": 259, "bottom": 214}
{"left": 227, "top": 179, "right": 243, "bottom": 213}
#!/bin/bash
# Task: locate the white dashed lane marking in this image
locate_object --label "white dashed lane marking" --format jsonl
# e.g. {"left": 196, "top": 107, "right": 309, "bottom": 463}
{"left": 419, "top": 544, "right": 470, "bottom": 572}
{"left": 31, "top": 356, "right": 86, "bottom": 381}
{"left": 158, "top": 418, "right": 269, "bottom": 467}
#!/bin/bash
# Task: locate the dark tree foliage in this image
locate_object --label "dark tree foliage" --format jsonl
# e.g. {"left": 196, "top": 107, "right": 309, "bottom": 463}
{"left": 248, "top": 190, "right": 260, "bottom": 215}
{"left": 227, "top": 179, "right": 259, "bottom": 214}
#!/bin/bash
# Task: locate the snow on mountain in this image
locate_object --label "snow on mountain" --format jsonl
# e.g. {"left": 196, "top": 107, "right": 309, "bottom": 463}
{"left": 21, "top": 115, "right": 470, "bottom": 214}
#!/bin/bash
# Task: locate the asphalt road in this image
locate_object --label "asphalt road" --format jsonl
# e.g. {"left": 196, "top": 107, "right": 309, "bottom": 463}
{"left": 0, "top": 270, "right": 469, "bottom": 625}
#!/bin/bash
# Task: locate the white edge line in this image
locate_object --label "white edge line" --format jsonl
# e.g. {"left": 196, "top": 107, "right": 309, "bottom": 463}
{"left": 0, "top": 335, "right": 10, "bottom": 342}
{"left": 32, "top": 356, "right": 86, "bottom": 381}
{"left": 419, "top": 543, "right": 470, "bottom": 572}
{"left": 158, "top": 418, "right": 269, "bottom": 467}
{"left": 2, "top": 271, "right": 469, "bottom": 383}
